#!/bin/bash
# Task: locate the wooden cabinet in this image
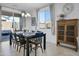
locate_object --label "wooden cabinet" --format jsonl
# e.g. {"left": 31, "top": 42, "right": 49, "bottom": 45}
{"left": 57, "top": 19, "right": 78, "bottom": 51}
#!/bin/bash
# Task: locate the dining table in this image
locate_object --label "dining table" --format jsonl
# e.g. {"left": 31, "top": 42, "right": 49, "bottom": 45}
{"left": 9, "top": 31, "right": 46, "bottom": 56}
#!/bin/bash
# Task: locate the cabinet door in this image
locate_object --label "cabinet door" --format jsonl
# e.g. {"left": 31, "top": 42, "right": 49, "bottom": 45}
{"left": 57, "top": 26, "right": 64, "bottom": 41}
{"left": 66, "top": 25, "right": 75, "bottom": 44}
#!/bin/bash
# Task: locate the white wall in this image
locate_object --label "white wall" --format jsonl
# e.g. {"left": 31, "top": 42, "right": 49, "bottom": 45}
{"left": 54, "top": 3, "right": 79, "bottom": 20}
{"left": 25, "top": 17, "right": 32, "bottom": 30}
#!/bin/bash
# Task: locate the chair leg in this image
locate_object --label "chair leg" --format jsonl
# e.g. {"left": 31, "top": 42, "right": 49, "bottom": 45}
{"left": 23, "top": 44, "right": 25, "bottom": 56}
{"left": 19, "top": 46, "right": 21, "bottom": 53}
{"left": 12, "top": 42, "right": 14, "bottom": 47}
{"left": 40, "top": 44, "right": 43, "bottom": 53}
{"left": 16, "top": 45, "right": 19, "bottom": 51}
{"left": 35, "top": 45, "right": 37, "bottom": 56}
{"left": 29, "top": 44, "right": 32, "bottom": 53}
{"left": 15, "top": 44, "right": 16, "bottom": 48}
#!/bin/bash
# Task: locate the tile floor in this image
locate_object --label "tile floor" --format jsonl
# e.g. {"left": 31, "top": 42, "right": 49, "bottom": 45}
{"left": 0, "top": 41, "right": 79, "bottom": 56}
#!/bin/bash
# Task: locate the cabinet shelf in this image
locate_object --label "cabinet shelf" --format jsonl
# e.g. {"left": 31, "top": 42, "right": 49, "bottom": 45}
{"left": 58, "top": 30, "right": 64, "bottom": 31}
{"left": 67, "top": 36, "right": 74, "bottom": 38}
{"left": 58, "top": 35, "right": 64, "bottom": 36}
{"left": 67, "top": 30, "right": 74, "bottom": 32}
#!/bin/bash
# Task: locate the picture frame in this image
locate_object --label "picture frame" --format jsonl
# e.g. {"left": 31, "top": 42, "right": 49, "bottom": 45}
{"left": 31, "top": 17, "right": 36, "bottom": 26}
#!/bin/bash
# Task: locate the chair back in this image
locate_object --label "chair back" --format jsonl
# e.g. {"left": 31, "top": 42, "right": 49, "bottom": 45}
{"left": 18, "top": 34, "right": 26, "bottom": 45}
{"left": 35, "top": 31, "right": 43, "bottom": 37}
{"left": 35, "top": 31, "right": 44, "bottom": 43}
{"left": 13, "top": 33, "right": 19, "bottom": 42}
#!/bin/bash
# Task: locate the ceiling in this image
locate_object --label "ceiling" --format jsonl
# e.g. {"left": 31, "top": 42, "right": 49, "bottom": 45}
{"left": 0, "top": 3, "right": 51, "bottom": 12}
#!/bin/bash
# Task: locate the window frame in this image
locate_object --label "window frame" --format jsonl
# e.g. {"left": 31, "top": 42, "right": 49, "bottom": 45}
{"left": 38, "top": 6, "right": 52, "bottom": 29}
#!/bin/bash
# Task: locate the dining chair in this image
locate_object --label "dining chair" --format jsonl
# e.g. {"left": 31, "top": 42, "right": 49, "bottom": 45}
{"left": 17, "top": 34, "right": 26, "bottom": 55}
{"left": 12, "top": 33, "right": 20, "bottom": 51}
{"left": 12, "top": 32, "right": 26, "bottom": 55}
{"left": 29, "top": 32, "right": 43, "bottom": 56}
{"left": 18, "top": 34, "right": 33, "bottom": 56}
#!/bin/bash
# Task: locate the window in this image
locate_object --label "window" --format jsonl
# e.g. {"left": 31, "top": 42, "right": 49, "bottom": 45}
{"left": 13, "top": 16, "right": 20, "bottom": 30}
{"left": 1, "top": 15, "right": 20, "bottom": 30}
{"left": 1, "top": 15, "right": 13, "bottom": 30}
{"left": 38, "top": 6, "right": 51, "bottom": 29}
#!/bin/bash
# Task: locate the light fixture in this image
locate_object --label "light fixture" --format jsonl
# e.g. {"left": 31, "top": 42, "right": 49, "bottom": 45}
{"left": 25, "top": 13, "right": 31, "bottom": 17}
{"left": 21, "top": 12, "right": 25, "bottom": 17}
{"left": 25, "top": 14, "right": 28, "bottom": 17}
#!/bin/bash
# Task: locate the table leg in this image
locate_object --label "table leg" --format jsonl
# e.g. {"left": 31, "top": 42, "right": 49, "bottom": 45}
{"left": 26, "top": 39, "right": 29, "bottom": 56}
{"left": 10, "top": 33, "right": 12, "bottom": 45}
{"left": 23, "top": 44, "right": 25, "bottom": 56}
{"left": 44, "top": 34, "right": 46, "bottom": 50}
